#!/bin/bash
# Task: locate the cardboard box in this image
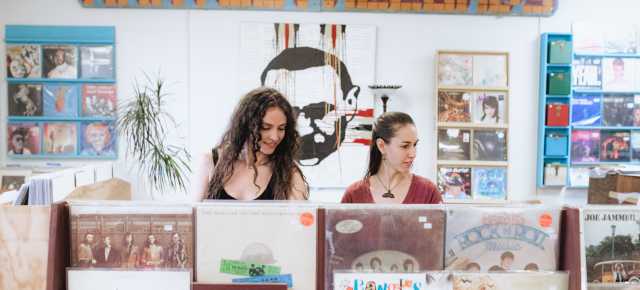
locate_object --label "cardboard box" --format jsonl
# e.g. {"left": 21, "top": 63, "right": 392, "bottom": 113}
{"left": 588, "top": 172, "right": 640, "bottom": 204}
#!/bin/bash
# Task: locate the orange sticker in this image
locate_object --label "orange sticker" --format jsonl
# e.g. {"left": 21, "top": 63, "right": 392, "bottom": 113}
{"left": 539, "top": 213, "right": 553, "bottom": 228}
{"left": 300, "top": 212, "right": 314, "bottom": 226}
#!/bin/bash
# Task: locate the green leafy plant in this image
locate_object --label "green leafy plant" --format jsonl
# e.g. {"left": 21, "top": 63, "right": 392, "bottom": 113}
{"left": 118, "top": 73, "right": 191, "bottom": 194}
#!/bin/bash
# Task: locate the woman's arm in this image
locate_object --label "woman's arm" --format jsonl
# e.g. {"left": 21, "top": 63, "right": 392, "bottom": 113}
{"left": 288, "top": 170, "right": 309, "bottom": 200}
{"left": 191, "top": 151, "right": 214, "bottom": 201}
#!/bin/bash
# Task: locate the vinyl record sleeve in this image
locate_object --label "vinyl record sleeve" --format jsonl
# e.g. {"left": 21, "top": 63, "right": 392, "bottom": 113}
{"left": 438, "top": 90, "right": 472, "bottom": 123}
{"left": 438, "top": 129, "right": 471, "bottom": 161}
{"left": 6, "top": 44, "right": 41, "bottom": 78}
{"left": 325, "top": 205, "right": 445, "bottom": 290}
{"left": 450, "top": 271, "right": 569, "bottom": 290}
{"left": 66, "top": 268, "right": 192, "bottom": 290}
{"left": 582, "top": 206, "right": 640, "bottom": 287}
{"left": 69, "top": 202, "right": 193, "bottom": 270}
{"left": 445, "top": 206, "right": 561, "bottom": 272}
{"left": 8, "top": 83, "right": 43, "bottom": 117}
{"left": 196, "top": 203, "right": 317, "bottom": 290}
{"left": 333, "top": 272, "right": 432, "bottom": 290}
{"left": 0, "top": 205, "right": 51, "bottom": 290}
{"left": 193, "top": 283, "right": 288, "bottom": 290}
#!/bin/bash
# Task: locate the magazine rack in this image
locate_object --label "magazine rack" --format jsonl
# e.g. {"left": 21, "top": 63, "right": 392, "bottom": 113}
{"left": 5, "top": 25, "right": 117, "bottom": 160}
{"left": 435, "top": 50, "right": 510, "bottom": 202}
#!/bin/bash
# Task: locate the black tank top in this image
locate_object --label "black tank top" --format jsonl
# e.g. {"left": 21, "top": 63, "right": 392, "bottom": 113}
{"left": 211, "top": 149, "right": 276, "bottom": 200}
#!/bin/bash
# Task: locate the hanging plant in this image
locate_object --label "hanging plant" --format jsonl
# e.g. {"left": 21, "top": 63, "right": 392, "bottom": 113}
{"left": 117, "top": 73, "right": 191, "bottom": 194}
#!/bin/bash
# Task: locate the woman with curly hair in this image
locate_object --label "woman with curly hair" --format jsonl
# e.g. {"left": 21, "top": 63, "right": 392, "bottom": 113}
{"left": 194, "top": 87, "right": 308, "bottom": 200}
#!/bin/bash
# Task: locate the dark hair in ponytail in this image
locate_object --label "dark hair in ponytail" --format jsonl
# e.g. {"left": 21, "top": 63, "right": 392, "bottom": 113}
{"left": 365, "top": 112, "right": 415, "bottom": 178}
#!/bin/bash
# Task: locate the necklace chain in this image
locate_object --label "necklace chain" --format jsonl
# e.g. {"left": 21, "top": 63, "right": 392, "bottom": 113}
{"left": 374, "top": 173, "right": 401, "bottom": 198}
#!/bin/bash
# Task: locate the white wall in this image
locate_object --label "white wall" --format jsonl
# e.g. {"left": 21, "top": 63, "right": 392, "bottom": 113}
{"left": 2, "top": 0, "right": 639, "bottom": 204}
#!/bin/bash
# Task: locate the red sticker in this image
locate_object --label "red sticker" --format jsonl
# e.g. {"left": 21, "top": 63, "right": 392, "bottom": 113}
{"left": 539, "top": 213, "right": 553, "bottom": 228}
{"left": 300, "top": 212, "right": 314, "bottom": 227}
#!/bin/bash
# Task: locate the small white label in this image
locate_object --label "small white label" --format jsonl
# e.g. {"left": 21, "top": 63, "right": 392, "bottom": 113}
{"left": 336, "top": 219, "right": 363, "bottom": 234}
{"left": 164, "top": 224, "right": 173, "bottom": 232}
{"left": 423, "top": 223, "right": 432, "bottom": 229}
{"left": 418, "top": 216, "right": 427, "bottom": 223}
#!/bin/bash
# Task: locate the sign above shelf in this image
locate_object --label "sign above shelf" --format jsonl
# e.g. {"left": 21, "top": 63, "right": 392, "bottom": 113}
{"left": 79, "top": 0, "right": 557, "bottom": 16}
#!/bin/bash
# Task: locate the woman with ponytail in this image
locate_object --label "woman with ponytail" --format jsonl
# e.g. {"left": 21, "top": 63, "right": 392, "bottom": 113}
{"left": 341, "top": 112, "right": 441, "bottom": 204}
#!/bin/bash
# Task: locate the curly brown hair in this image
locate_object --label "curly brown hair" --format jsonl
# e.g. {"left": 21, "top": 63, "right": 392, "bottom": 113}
{"left": 207, "top": 87, "right": 308, "bottom": 200}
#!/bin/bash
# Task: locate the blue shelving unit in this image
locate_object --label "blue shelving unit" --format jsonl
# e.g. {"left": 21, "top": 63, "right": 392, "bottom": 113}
{"left": 5, "top": 25, "right": 117, "bottom": 160}
{"left": 537, "top": 33, "right": 573, "bottom": 188}
{"left": 537, "top": 32, "right": 640, "bottom": 188}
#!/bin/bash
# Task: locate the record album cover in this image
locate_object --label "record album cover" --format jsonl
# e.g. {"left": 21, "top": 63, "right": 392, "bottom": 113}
{"left": 67, "top": 269, "right": 191, "bottom": 290}
{"left": 196, "top": 204, "right": 317, "bottom": 290}
{"left": 445, "top": 207, "right": 560, "bottom": 271}
{"left": 82, "top": 84, "right": 117, "bottom": 117}
{"left": 80, "top": 45, "right": 114, "bottom": 79}
{"left": 571, "top": 130, "right": 600, "bottom": 163}
{"left": 571, "top": 93, "right": 602, "bottom": 126}
{"left": 603, "top": 58, "right": 635, "bottom": 92}
{"left": 572, "top": 56, "right": 602, "bottom": 90}
{"left": 572, "top": 22, "right": 605, "bottom": 54}
{"left": 472, "top": 54, "right": 508, "bottom": 88}
{"left": 0, "top": 206, "right": 51, "bottom": 290}
{"left": 604, "top": 26, "right": 638, "bottom": 54}
{"left": 634, "top": 95, "right": 640, "bottom": 126}
{"left": 6, "top": 44, "right": 41, "bottom": 78}
{"left": 583, "top": 207, "right": 640, "bottom": 286}
{"left": 8, "top": 83, "right": 43, "bottom": 117}
{"left": 569, "top": 167, "right": 592, "bottom": 188}
{"left": 325, "top": 205, "right": 445, "bottom": 290}
{"left": 438, "top": 91, "right": 471, "bottom": 123}
{"left": 80, "top": 122, "right": 116, "bottom": 157}
{"left": 43, "top": 45, "right": 78, "bottom": 79}
{"left": 438, "top": 54, "right": 473, "bottom": 87}
{"left": 0, "top": 169, "right": 30, "bottom": 193}
{"left": 438, "top": 129, "right": 471, "bottom": 161}
{"left": 7, "top": 122, "right": 41, "bottom": 155}
{"left": 632, "top": 131, "right": 640, "bottom": 162}
{"left": 69, "top": 203, "right": 193, "bottom": 269}
{"left": 333, "top": 272, "right": 430, "bottom": 290}
{"left": 472, "top": 130, "right": 507, "bottom": 161}
{"left": 471, "top": 167, "right": 506, "bottom": 200}
{"left": 451, "top": 271, "right": 568, "bottom": 290}
{"left": 473, "top": 92, "right": 506, "bottom": 124}
{"left": 603, "top": 94, "right": 635, "bottom": 127}
{"left": 438, "top": 167, "right": 472, "bottom": 200}
{"left": 43, "top": 122, "right": 77, "bottom": 155}
{"left": 600, "top": 130, "right": 631, "bottom": 162}
{"left": 43, "top": 84, "right": 78, "bottom": 117}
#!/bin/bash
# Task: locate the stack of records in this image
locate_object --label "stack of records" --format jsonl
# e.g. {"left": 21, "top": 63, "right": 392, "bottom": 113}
{"left": 67, "top": 201, "right": 193, "bottom": 290}
{"left": 196, "top": 203, "right": 318, "bottom": 290}
{"left": 583, "top": 206, "right": 640, "bottom": 290}
{"left": 445, "top": 206, "right": 561, "bottom": 272}
{"left": 324, "top": 204, "right": 445, "bottom": 290}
